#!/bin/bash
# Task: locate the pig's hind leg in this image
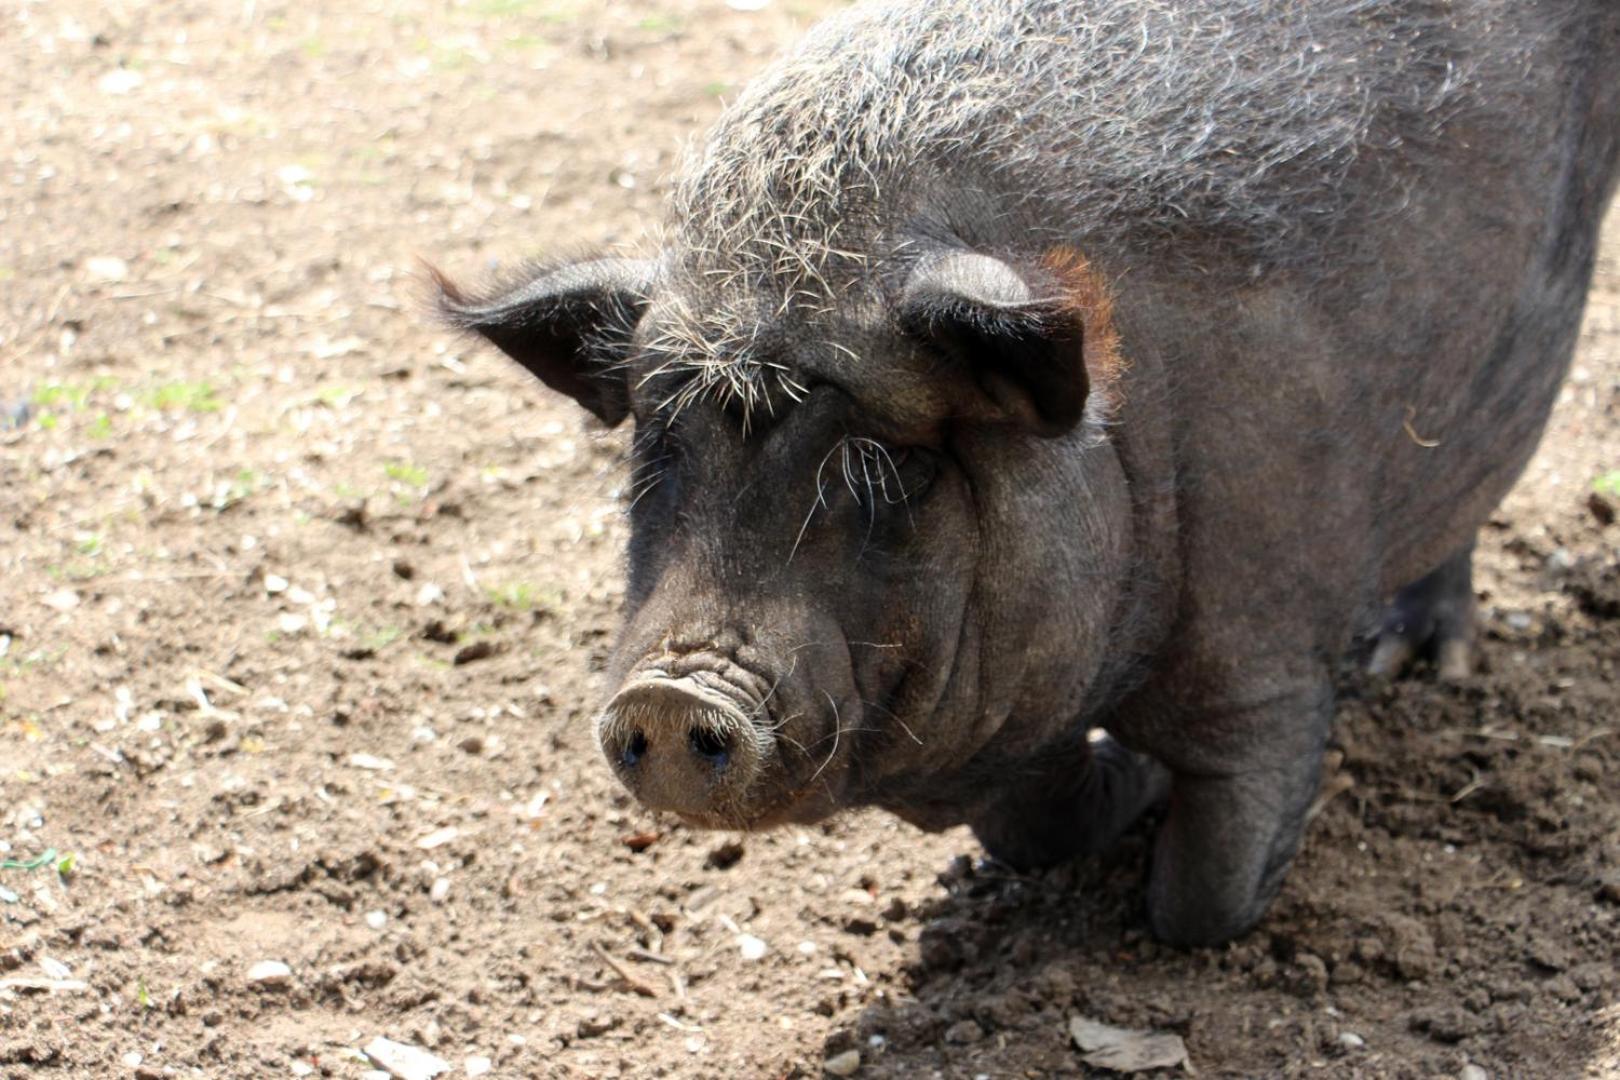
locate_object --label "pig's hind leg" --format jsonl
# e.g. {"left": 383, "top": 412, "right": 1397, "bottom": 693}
{"left": 1367, "top": 541, "right": 1476, "bottom": 681}
{"left": 968, "top": 734, "right": 1170, "bottom": 871}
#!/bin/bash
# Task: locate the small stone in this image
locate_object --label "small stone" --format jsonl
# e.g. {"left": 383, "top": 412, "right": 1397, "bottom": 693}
{"left": 365, "top": 910, "right": 388, "bottom": 931}
{"left": 576, "top": 1010, "right": 617, "bottom": 1038}
{"left": 943, "top": 1019, "right": 984, "bottom": 1045}
{"left": 264, "top": 574, "right": 290, "bottom": 594}
{"left": 1337, "top": 1032, "right": 1365, "bottom": 1050}
{"left": 96, "top": 70, "right": 143, "bottom": 95}
{"left": 430, "top": 877, "right": 451, "bottom": 904}
{"left": 86, "top": 255, "right": 132, "bottom": 282}
{"left": 464, "top": 1058, "right": 492, "bottom": 1078}
{"left": 277, "top": 612, "right": 310, "bottom": 635}
{"left": 415, "top": 583, "right": 445, "bottom": 607}
{"left": 824, "top": 1049, "right": 861, "bottom": 1076}
{"left": 1459, "top": 1066, "right": 1488, "bottom": 1080}
{"left": 348, "top": 753, "right": 396, "bottom": 772}
{"left": 122, "top": 1051, "right": 143, "bottom": 1068}
{"left": 362, "top": 1036, "right": 450, "bottom": 1080}
{"left": 737, "top": 934, "right": 768, "bottom": 961}
{"left": 0, "top": 977, "right": 89, "bottom": 994}
{"left": 416, "top": 827, "right": 460, "bottom": 850}
{"left": 457, "top": 735, "right": 485, "bottom": 755}
{"left": 246, "top": 960, "right": 291, "bottom": 987}
{"left": 453, "top": 641, "right": 497, "bottom": 666}
{"left": 42, "top": 588, "right": 81, "bottom": 611}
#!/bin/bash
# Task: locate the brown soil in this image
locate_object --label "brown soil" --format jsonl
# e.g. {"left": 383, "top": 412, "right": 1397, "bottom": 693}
{"left": 3, "top": 2, "right": 1618, "bottom": 1077}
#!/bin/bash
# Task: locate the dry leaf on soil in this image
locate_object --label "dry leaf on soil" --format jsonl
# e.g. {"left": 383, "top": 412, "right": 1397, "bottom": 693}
{"left": 1068, "top": 1014, "right": 1194, "bottom": 1074}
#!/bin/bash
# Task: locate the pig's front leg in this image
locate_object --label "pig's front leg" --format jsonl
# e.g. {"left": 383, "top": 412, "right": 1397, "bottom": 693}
{"left": 968, "top": 734, "right": 1170, "bottom": 870}
{"left": 1145, "top": 679, "right": 1333, "bottom": 947}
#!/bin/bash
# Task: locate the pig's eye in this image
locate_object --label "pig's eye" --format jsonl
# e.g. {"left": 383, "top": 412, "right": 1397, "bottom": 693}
{"left": 841, "top": 438, "right": 937, "bottom": 511}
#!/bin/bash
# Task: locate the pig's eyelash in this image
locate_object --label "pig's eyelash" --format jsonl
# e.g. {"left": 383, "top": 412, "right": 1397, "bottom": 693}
{"left": 839, "top": 436, "right": 915, "bottom": 509}
{"left": 791, "top": 435, "right": 915, "bottom": 563}
{"left": 625, "top": 424, "right": 674, "bottom": 512}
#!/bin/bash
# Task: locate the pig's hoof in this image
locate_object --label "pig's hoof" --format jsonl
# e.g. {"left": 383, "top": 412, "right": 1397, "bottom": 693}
{"left": 1367, "top": 544, "right": 1476, "bottom": 681}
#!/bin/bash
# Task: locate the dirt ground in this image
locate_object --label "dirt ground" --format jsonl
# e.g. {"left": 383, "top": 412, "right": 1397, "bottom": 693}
{"left": 3, "top": 2, "right": 1619, "bottom": 1077}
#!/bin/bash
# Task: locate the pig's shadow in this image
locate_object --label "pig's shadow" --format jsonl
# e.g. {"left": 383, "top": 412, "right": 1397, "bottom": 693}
{"left": 831, "top": 825, "right": 1201, "bottom": 1078}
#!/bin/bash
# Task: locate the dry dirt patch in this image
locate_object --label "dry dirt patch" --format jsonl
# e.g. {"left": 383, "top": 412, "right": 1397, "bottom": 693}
{"left": 2, "top": 2, "right": 1619, "bottom": 1077}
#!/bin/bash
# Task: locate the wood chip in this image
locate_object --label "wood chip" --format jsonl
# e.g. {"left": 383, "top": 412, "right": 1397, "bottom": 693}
{"left": 591, "top": 943, "right": 658, "bottom": 998}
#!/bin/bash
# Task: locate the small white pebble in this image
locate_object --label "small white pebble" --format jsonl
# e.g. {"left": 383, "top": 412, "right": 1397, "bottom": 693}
{"left": 464, "top": 1057, "right": 492, "bottom": 1078}
{"left": 348, "top": 753, "right": 396, "bottom": 772}
{"left": 797, "top": 940, "right": 818, "bottom": 956}
{"left": 121, "top": 1051, "right": 143, "bottom": 1068}
{"left": 737, "top": 934, "right": 768, "bottom": 961}
{"left": 42, "top": 588, "right": 81, "bottom": 611}
{"left": 416, "top": 827, "right": 460, "bottom": 850}
{"left": 365, "top": 910, "right": 388, "bottom": 931}
{"left": 246, "top": 960, "right": 291, "bottom": 986}
{"left": 824, "top": 1049, "right": 861, "bottom": 1076}
{"left": 96, "top": 70, "right": 143, "bottom": 96}
{"left": 85, "top": 255, "right": 131, "bottom": 282}
{"left": 264, "top": 574, "right": 289, "bottom": 594}
{"left": 1460, "top": 1066, "right": 1488, "bottom": 1080}
{"left": 362, "top": 1036, "right": 449, "bottom": 1080}
{"left": 1337, "top": 1032, "right": 1365, "bottom": 1050}
{"left": 430, "top": 877, "right": 451, "bottom": 903}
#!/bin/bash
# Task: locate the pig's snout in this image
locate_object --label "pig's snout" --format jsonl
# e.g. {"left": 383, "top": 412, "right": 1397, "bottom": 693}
{"left": 596, "top": 675, "right": 766, "bottom": 821}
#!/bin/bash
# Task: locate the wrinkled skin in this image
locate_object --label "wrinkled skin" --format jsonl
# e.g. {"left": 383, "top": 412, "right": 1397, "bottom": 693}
{"left": 435, "top": 3, "right": 1620, "bottom": 946}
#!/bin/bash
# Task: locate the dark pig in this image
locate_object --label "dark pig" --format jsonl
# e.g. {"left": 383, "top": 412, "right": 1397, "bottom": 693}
{"left": 434, "top": 0, "right": 1620, "bottom": 945}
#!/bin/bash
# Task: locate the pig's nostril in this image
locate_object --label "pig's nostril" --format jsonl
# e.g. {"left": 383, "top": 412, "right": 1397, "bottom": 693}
{"left": 688, "top": 726, "right": 732, "bottom": 767}
{"left": 621, "top": 730, "right": 649, "bottom": 768}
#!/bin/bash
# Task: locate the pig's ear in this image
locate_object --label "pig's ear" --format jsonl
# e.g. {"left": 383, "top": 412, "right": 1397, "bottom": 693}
{"left": 432, "top": 258, "right": 654, "bottom": 427}
{"left": 898, "top": 252, "right": 1088, "bottom": 437}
